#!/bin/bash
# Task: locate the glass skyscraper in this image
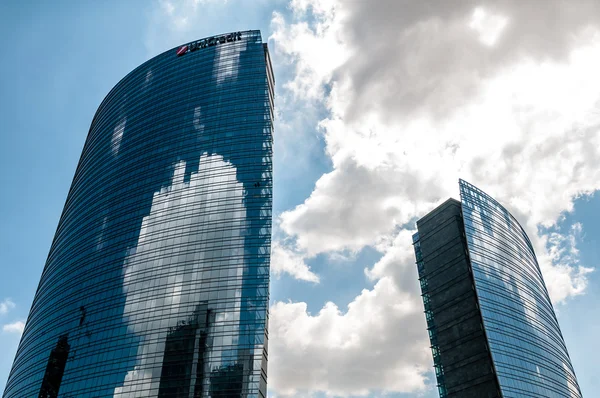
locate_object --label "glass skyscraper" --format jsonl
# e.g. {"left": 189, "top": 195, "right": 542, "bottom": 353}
{"left": 413, "top": 180, "right": 582, "bottom": 398}
{"left": 3, "top": 30, "right": 273, "bottom": 397}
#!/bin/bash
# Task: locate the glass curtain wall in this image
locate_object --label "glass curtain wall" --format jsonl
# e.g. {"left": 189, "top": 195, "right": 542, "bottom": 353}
{"left": 4, "top": 30, "right": 273, "bottom": 398}
{"left": 460, "top": 179, "right": 581, "bottom": 398}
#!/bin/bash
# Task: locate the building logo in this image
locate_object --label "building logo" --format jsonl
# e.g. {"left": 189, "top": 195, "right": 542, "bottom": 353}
{"left": 177, "top": 32, "right": 243, "bottom": 57}
{"left": 176, "top": 45, "right": 188, "bottom": 56}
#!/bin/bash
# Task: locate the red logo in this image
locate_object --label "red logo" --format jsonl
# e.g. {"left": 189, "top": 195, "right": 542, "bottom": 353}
{"left": 176, "top": 45, "right": 188, "bottom": 56}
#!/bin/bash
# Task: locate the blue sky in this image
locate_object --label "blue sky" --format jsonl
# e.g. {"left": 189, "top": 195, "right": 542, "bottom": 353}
{"left": 1, "top": 1, "right": 599, "bottom": 397}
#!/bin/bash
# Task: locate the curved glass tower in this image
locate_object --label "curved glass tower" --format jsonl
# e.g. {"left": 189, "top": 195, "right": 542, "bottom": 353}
{"left": 413, "top": 180, "right": 582, "bottom": 398}
{"left": 4, "top": 30, "right": 274, "bottom": 398}
{"left": 460, "top": 180, "right": 581, "bottom": 398}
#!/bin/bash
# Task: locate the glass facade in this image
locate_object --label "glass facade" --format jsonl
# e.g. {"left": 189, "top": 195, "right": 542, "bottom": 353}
{"left": 460, "top": 180, "right": 582, "bottom": 398}
{"left": 3, "top": 30, "right": 273, "bottom": 398}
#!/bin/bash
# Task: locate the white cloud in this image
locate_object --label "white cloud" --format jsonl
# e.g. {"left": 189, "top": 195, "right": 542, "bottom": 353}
{"left": 541, "top": 222, "right": 594, "bottom": 301}
{"left": 268, "top": 1, "right": 600, "bottom": 395}
{"left": 273, "top": 0, "right": 600, "bottom": 303}
{"left": 2, "top": 321, "right": 25, "bottom": 335}
{"left": 269, "top": 0, "right": 350, "bottom": 100}
{"left": 0, "top": 298, "right": 15, "bottom": 315}
{"left": 269, "top": 277, "right": 430, "bottom": 397}
{"left": 271, "top": 241, "right": 320, "bottom": 283}
{"left": 267, "top": 229, "right": 432, "bottom": 396}
{"left": 280, "top": 159, "right": 444, "bottom": 255}
{"left": 469, "top": 7, "right": 509, "bottom": 46}
{"left": 365, "top": 229, "right": 421, "bottom": 297}
{"left": 548, "top": 222, "right": 584, "bottom": 265}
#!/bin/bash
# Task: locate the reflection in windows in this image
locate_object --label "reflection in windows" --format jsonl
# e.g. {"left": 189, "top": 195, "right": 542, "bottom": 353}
{"left": 38, "top": 335, "right": 70, "bottom": 398}
{"left": 158, "top": 303, "right": 213, "bottom": 397}
{"left": 460, "top": 179, "right": 582, "bottom": 398}
{"left": 111, "top": 117, "right": 126, "bottom": 156}
{"left": 3, "top": 30, "right": 273, "bottom": 398}
{"left": 210, "top": 364, "right": 244, "bottom": 397}
{"left": 115, "top": 155, "right": 248, "bottom": 396}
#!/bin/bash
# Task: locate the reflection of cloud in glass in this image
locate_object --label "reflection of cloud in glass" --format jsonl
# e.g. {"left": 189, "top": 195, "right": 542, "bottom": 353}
{"left": 460, "top": 180, "right": 581, "bottom": 398}
{"left": 111, "top": 118, "right": 126, "bottom": 156}
{"left": 96, "top": 215, "right": 108, "bottom": 251}
{"left": 193, "top": 106, "right": 204, "bottom": 133}
{"left": 114, "top": 154, "right": 246, "bottom": 397}
{"left": 214, "top": 43, "right": 241, "bottom": 84}
{"left": 145, "top": 69, "right": 153, "bottom": 84}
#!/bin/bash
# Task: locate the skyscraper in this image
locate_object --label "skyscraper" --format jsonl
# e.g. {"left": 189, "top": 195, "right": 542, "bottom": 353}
{"left": 3, "top": 30, "right": 273, "bottom": 398}
{"left": 413, "top": 180, "right": 582, "bottom": 398}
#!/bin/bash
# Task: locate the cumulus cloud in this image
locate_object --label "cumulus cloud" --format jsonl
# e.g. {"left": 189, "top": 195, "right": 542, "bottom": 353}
{"left": 365, "top": 229, "right": 421, "bottom": 297}
{"left": 267, "top": 0, "right": 600, "bottom": 395}
{"left": 2, "top": 321, "right": 25, "bottom": 335}
{"left": 0, "top": 298, "right": 15, "bottom": 315}
{"left": 273, "top": 0, "right": 600, "bottom": 302}
{"left": 469, "top": 7, "right": 509, "bottom": 46}
{"left": 270, "top": 0, "right": 350, "bottom": 100}
{"left": 280, "top": 159, "right": 444, "bottom": 255}
{"left": 541, "top": 222, "right": 594, "bottom": 301}
{"left": 271, "top": 241, "right": 320, "bottom": 282}
{"left": 269, "top": 277, "right": 430, "bottom": 397}
{"left": 268, "top": 229, "right": 430, "bottom": 396}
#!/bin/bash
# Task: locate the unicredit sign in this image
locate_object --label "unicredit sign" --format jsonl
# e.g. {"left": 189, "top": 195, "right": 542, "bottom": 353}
{"left": 177, "top": 32, "right": 243, "bottom": 56}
